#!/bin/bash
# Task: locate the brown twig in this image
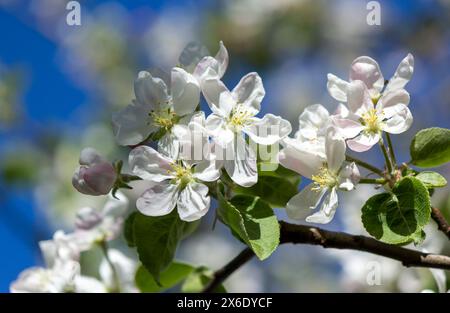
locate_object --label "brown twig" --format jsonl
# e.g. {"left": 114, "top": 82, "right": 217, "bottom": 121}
{"left": 202, "top": 221, "right": 450, "bottom": 293}
{"left": 431, "top": 207, "right": 450, "bottom": 240}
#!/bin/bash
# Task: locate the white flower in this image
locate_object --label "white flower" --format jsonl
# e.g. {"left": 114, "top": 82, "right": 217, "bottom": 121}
{"left": 327, "top": 54, "right": 414, "bottom": 103}
{"left": 112, "top": 42, "right": 228, "bottom": 159}
{"left": 129, "top": 140, "right": 220, "bottom": 221}
{"left": 73, "top": 191, "right": 129, "bottom": 248}
{"left": 72, "top": 147, "right": 117, "bottom": 196}
{"left": 332, "top": 80, "right": 412, "bottom": 152}
{"left": 279, "top": 127, "right": 359, "bottom": 224}
{"left": 202, "top": 72, "right": 291, "bottom": 187}
{"left": 99, "top": 249, "right": 138, "bottom": 293}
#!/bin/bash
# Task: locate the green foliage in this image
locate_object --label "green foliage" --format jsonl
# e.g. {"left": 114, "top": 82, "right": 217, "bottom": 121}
{"left": 135, "top": 262, "right": 194, "bottom": 292}
{"left": 181, "top": 266, "right": 226, "bottom": 293}
{"left": 217, "top": 190, "right": 279, "bottom": 260}
{"left": 123, "top": 212, "right": 137, "bottom": 247}
{"left": 133, "top": 210, "right": 187, "bottom": 283}
{"left": 415, "top": 171, "right": 447, "bottom": 188}
{"left": 362, "top": 177, "right": 430, "bottom": 245}
{"left": 410, "top": 127, "right": 450, "bottom": 167}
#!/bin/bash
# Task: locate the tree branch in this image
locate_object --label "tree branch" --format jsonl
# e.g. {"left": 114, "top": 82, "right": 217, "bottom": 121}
{"left": 431, "top": 207, "right": 450, "bottom": 240}
{"left": 202, "top": 221, "right": 450, "bottom": 293}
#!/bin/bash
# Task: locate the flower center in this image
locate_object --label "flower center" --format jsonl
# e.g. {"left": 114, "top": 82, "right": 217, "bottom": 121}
{"left": 149, "top": 107, "right": 178, "bottom": 130}
{"left": 361, "top": 108, "right": 382, "bottom": 134}
{"left": 169, "top": 162, "right": 193, "bottom": 188}
{"left": 228, "top": 105, "right": 252, "bottom": 130}
{"left": 311, "top": 166, "right": 337, "bottom": 191}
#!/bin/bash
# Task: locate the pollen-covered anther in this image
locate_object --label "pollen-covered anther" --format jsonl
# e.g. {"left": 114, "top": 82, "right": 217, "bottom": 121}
{"left": 311, "top": 166, "right": 338, "bottom": 191}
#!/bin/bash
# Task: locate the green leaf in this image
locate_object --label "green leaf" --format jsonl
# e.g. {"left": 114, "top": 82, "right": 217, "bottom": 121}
{"left": 362, "top": 177, "right": 431, "bottom": 245}
{"left": 133, "top": 210, "right": 187, "bottom": 283}
{"left": 181, "top": 266, "right": 226, "bottom": 293}
{"left": 217, "top": 191, "right": 279, "bottom": 260}
{"left": 415, "top": 171, "right": 447, "bottom": 188}
{"left": 410, "top": 127, "right": 450, "bottom": 167}
{"left": 257, "top": 162, "right": 301, "bottom": 185}
{"left": 235, "top": 176, "right": 298, "bottom": 208}
{"left": 135, "top": 262, "right": 194, "bottom": 293}
{"left": 123, "top": 212, "right": 137, "bottom": 247}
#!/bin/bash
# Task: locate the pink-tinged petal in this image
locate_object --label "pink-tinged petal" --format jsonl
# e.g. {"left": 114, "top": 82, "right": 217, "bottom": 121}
{"left": 134, "top": 71, "right": 169, "bottom": 108}
{"left": 378, "top": 89, "right": 410, "bottom": 118}
{"left": 325, "top": 127, "right": 346, "bottom": 174}
{"left": 305, "top": 187, "right": 338, "bottom": 224}
{"left": 243, "top": 114, "right": 292, "bottom": 145}
{"left": 286, "top": 183, "right": 326, "bottom": 220}
{"left": 224, "top": 136, "right": 258, "bottom": 187}
{"left": 298, "top": 104, "right": 330, "bottom": 140}
{"left": 278, "top": 145, "right": 325, "bottom": 179}
{"left": 171, "top": 67, "right": 200, "bottom": 116}
{"left": 338, "top": 162, "right": 360, "bottom": 191}
{"left": 79, "top": 147, "right": 103, "bottom": 165}
{"left": 81, "top": 162, "right": 117, "bottom": 195}
{"left": 346, "top": 80, "right": 374, "bottom": 116}
{"left": 332, "top": 117, "right": 364, "bottom": 139}
{"left": 129, "top": 146, "right": 174, "bottom": 182}
{"left": 177, "top": 182, "right": 210, "bottom": 222}
{"left": 136, "top": 182, "right": 178, "bottom": 217}
{"left": 350, "top": 56, "right": 384, "bottom": 97}
{"left": 327, "top": 73, "right": 349, "bottom": 102}
{"left": 382, "top": 104, "right": 413, "bottom": 134}
{"left": 347, "top": 132, "right": 380, "bottom": 152}
{"left": 334, "top": 103, "right": 350, "bottom": 118}
{"left": 385, "top": 53, "right": 414, "bottom": 93}
{"left": 231, "top": 72, "right": 265, "bottom": 116}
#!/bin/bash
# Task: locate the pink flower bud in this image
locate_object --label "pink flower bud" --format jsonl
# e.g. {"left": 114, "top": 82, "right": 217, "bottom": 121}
{"left": 72, "top": 148, "right": 117, "bottom": 196}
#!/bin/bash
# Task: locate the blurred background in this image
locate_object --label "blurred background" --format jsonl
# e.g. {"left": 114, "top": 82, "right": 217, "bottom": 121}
{"left": 0, "top": 0, "right": 450, "bottom": 292}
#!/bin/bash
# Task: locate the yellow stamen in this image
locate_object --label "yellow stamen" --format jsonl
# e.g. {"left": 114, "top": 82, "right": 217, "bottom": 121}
{"left": 169, "top": 162, "right": 193, "bottom": 188}
{"left": 311, "top": 166, "right": 337, "bottom": 191}
{"left": 361, "top": 108, "right": 382, "bottom": 134}
{"left": 149, "top": 106, "right": 177, "bottom": 130}
{"left": 228, "top": 105, "right": 252, "bottom": 129}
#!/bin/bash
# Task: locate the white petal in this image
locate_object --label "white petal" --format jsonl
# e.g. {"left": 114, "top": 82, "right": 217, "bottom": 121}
{"left": 231, "top": 72, "right": 265, "bottom": 116}
{"left": 350, "top": 56, "right": 384, "bottom": 97}
{"left": 178, "top": 42, "right": 209, "bottom": 73}
{"left": 286, "top": 184, "right": 326, "bottom": 220}
{"left": 224, "top": 136, "right": 258, "bottom": 187}
{"left": 243, "top": 114, "right": 292, "bottom": 145}
{"left": 158, "top": 131, "right": 181, "bottom": 160}
{"left": 214, "top": 41, "right": 229, "bottom": 78}
{"left": 378, "top": 89, "right": 410, "bottom": 117}
{"left": 74, "top": 276, "right": 107, "bottom": 293}
{"left": 278, "top": 144, "right": 325, "bottom": 179}
{"left": 327, "top": 73, "right": 349, "bottom": 102}
{"left": 129, "top": 146, "right": 174, "bottom": 182}
{"left": 347, "top": 132, "right": 380, "bottom": 152}
{"left": 201, "top": 75, "right": 230, "bottom": 116}
{"left": 381, "top": 104, "right": 413, "bottom": 134}
{"left": 338, "top": 162, "right": 360, "bottom": 191}
{"left": 136, "top": 182, "right": 178, "bottom": 217}
{"left": 306, "top": 187, "right": 338, "bottom": 224}
{"left": 134, "top": 71, "right": 169, "bottom": 108}
{"left": 385, "top": 53, "right": 414, "bottom": 93}
{"left": 79, "top": 147, "right": 104, "bottom": 165}
{"left": 171, "top": 67, "right": 200, "bottom": 116}
{"left": 99, "top": 249, "right": 137, "bottom": 293}
{"left": 112, "top": 101, "right": 156, "bottom": 146}
{"left": 334, "top": 103, "right": 350, "bottom": 118}
{"left": 332, "top": 117, "right": 364, "bottom": 139}
{"left": 177, "top": 182, "right": 210, "bottom": 222}
{"left": 193, "top": 160, "right": 221, "bottom": 182}
{"left": 206, "top": 113, "right": 234, "bottom": 147}
{"left": 298, "top": 104, "right": 330, "bottom": 140}
{"left": 325, "top": 127, "right": 346, "bottom": 174}
{"left": 346, "top": 80, "right": 374, "bottom": 116}
{"left": 193, "top": 41, "right": 229, "bottom": 79}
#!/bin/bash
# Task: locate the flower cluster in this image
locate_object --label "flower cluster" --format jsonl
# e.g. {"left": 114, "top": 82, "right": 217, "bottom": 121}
{"left": 10, "top": 193, "right": 137, "bottom": 293}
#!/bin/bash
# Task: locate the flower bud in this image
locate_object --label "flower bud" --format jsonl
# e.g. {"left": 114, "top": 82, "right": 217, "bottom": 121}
{"left": 72, "top": 148, "right": 117, "bottom": 196}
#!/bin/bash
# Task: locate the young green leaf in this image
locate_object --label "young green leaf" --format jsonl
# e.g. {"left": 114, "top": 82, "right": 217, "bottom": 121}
{"left": 362, "top": 177, "right": 430, "bottom": 245}
{"left": 123, "top": 212, "right": 137, "bottom": 247}
{"left": 217, "top": 191, "right": 279, "bottom": 260}
{"left": 181, "top": 266, "right": 226, "bottom": 293}
{"left": 135, "top": 262, "right": 194, "bottom": 293}
{"left": 410, "top": 127, "right": 450, "bottom": 167}
{"left": 133, "top": 210, "right": 187, "bottom": 283}
{"left": 415, "top": 171, "right": 447, "bottom": 188}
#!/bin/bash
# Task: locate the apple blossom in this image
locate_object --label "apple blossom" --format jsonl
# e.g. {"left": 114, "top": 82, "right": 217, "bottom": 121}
{"left": 327, "top": 54, "right": 414, "bottom": 103}
{"left": 72, "top": 147, "right": 117, "bottom": 196}
{"left": 129, "top": 141, "right": 220, "bottom": 221}
{"left": 202, "top": 72, "right": 291, "bottom": 187}
{"left": 112, "top": 42, "right": 228, "bottom": 159}
{"left": 279, "top": 127, "right": 359, "bottom": 224}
